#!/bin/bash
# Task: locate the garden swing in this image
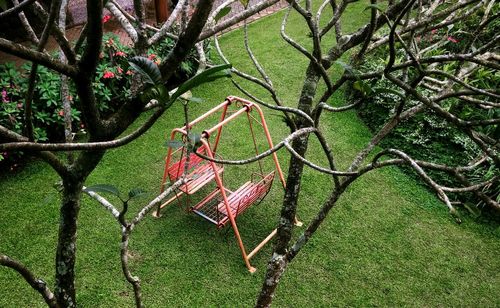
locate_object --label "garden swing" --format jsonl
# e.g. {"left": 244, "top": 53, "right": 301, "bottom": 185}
{"left": 154, "top": 96, "right": 295, "bottom": 272}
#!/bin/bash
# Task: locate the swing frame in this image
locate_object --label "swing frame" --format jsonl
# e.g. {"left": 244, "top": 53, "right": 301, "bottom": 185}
{"left": 156, "top": 96, "right": 298, "bottom": 272}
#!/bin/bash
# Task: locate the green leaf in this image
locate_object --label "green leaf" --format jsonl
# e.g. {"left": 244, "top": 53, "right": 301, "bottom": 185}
{"left": 140, "top": 84, "right": 169, "bottom": 104}
{"left": 188, "top": 97, "right": 203, "bottom": 103}
{"left": 129, "top": 56, "right": 162, "bottom": 85}
{"left": 353, "top": 80, "right": 373, "bottom": 96}
{"left": 180, "top": 90, "right": 192, "bottom": 101}
{"left": 84, "top": 184, "right": 121, "bottom": 198}
{"left": 170, "top": 64, "right": 232, "bottom": 102}
{"left": 373, "top": 87, "right": 406, "bottom": 100}
{"left": 128, "top": 188, "right": 147, "bottom": 200}
{"left": 463, "top": 203, "right": 481, "bottom": 219}
{"left": 0, "top": 0, "right": 8, "bottom": 10}
{"left": 166, "top": 140, "right": 185, "bottom": 149}
{"left": 188, "top": 132, "right": 202, "bottom": 151}
{"left": 215, "top": 7, "right": 231, "bottom": 23}
{"left": 334, "top": 60, "right": 360, "bottom": 80}
{"left": 364, "top": 4, "right": 384, "bottom": 12}
{"left": 239, "top": 0, "right": 249, "bottom": 8}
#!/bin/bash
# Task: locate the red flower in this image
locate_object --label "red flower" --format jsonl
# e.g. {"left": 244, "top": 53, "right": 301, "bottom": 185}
{"left": 103, "top": 71, "right": 115, "bottom": 79}
{"left": 447, "top": 36, "right": 458, "bottom": 43}
{"left": 147, "top": 54, "right": 156, "bottom": 60}
{"left": 114, "top": 51, "right": 126, "bottom": 57}
{"left": 58, "top": 110, "right": 64, "bottom": 116}
{"left": 117, "top": 67, "right": 123, "bottom": 74}
{"left": 126, "top": 70, "right": 134, "bottom": 75}
{"left": 105, "top": 38, "right": 114, "bottom": 47}
{"left": 102, "top": 15, "right": 111, "bottom": 23}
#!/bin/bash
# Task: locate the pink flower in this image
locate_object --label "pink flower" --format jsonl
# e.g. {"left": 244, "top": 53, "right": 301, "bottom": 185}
{"left": 117, "top": 67, "right": 123, "bottom": 74}
{"left": 148, "top": 54, "right": 156, "bottom": 60}
{"left": 103, "top": 71, "right": 115, "bottom": 79}
{"left": 126, "top": 70, "right": 134, "bottom": 75}
{"left": 1, "top": 89, "right": 9, "bottom": 103}
{"left": 16, "top": 103, "right": 23, "bottom": 109}
{"left": 102, "top": 15, "right": 111, "bottom": 23}
{"left": 447, "top": 36, "right": 458, "bottom": 43}
{"left": 58, "top": 110, "right": 64, "bottom": 116}
{"left": 114, "top": 51, "right": 126, "bottom": 57}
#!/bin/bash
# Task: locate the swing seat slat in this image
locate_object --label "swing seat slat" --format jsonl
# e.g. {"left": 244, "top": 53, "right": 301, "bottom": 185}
{"left": 191, "top": 172, "right": 275, "bottom": 228}
{"left": 167, "top": 148, "right": 223, "bottom": 195}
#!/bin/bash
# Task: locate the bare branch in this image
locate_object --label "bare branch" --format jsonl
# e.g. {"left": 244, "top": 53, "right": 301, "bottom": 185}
{"left": 106, "top": 1, "right": 138, "bottom": 43}
{"left": 0, "top": 0, "right": 36, "bottom": 18}
{"left": 0, "top": 104, "right": 168, "bottom": 152}
{"left": 198, "top": 0, "right": 280, "bottom": 41}
{"left": 0, "top": 254, "right": 57, "bottom": 307}
{"left": 12, "top": 0, "right": 39, "bottom": 45}
{"left": 0, "top": 38, "right": 77, "bottom": 76}
{"left": 196, "top": 127, "right": 317, "bottom": 166}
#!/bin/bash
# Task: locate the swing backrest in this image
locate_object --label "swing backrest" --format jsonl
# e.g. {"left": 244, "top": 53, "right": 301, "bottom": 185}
{"left": 167, "top": 147, "right": 206, "bottom": 182}
{"left": 217, "top": 171, "right": 275, "bottom": 225}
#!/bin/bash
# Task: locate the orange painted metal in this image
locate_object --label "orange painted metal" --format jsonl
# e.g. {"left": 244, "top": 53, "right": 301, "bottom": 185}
{"left": 155, "top": 97, "right": 293, "bottom": 272}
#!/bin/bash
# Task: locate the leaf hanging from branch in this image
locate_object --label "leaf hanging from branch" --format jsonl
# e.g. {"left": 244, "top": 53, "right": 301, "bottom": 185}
{"left": 170, "top": 64, "right": 232, "bottom": 102}
{"left": 128, "top": 56, "right": 163, "bottom": 85}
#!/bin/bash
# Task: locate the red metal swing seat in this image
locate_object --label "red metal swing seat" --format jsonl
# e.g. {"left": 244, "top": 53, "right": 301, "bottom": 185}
{"left": 165, "top": 147, "right": 224, "bottom": 195}
{"left": 155, "top": 96, "right": 299, "bottom": 272}
{"left": 192, "top": 171, "right": 275, "bottom": 228}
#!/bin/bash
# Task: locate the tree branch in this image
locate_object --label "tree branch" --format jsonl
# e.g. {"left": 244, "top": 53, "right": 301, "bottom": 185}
{"left": 0, "top": 254, "right": 58, "bottom": 308}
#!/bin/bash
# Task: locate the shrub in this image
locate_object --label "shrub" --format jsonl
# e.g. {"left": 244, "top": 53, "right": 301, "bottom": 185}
{"left": 351, "top": 13, "right": 499, "bottom": 216}
{"left": 0, "top": 32, "right": 203, "bottom": 171}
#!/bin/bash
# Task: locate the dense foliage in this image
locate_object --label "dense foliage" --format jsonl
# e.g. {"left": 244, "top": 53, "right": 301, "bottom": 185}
{"left": 354, "top": 10, "right": 500, "bottom": 215}
{"left": 0, "top": 33, "right": 202, "bottom": 169}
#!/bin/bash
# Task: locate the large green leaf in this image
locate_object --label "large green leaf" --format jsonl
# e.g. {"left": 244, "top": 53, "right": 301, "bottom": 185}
{"left": 239, "top": 0, "right": 249, "bottom": 8}
{"left": 215, "top": 7, "right": 231, "bottom": 23}
{"left": 166, "top": 140, "right": 185, "bottom": 149}
{"left": 129, "top": 56, "right": 162, "bottom": 85}
{"left": 364, "top": 4, "right": 384, "bottom": 12}
{"left": 0, "top": 0, "right": 8, "bottom": 10}
{"left": 128, "top": 188, "right": 147, "bottom": 200}
{"left": 170, "top": 64, "right": 232, "bottom": 102}
{"left": 84, "top": 184, "right": 121, "bottom": 198}
{"left": 353, "top": 80, "right": 373, "bottom": 96}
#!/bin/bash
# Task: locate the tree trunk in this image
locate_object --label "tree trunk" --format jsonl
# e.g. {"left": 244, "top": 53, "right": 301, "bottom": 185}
{"left": 54, "top": 150, "right": 104, "bottom": 307}
{"left": 256, "top": 63, "right": 321, "bottom": 307}
{"left": 54, "top": 177, "right": 83, "bottom": 307}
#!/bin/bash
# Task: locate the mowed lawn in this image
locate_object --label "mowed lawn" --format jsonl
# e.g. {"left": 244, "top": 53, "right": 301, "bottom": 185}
{"left": 1, "top": 2, "right": 499, "bottom": 307}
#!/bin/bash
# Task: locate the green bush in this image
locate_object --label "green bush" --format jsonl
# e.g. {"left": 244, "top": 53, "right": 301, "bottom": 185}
{"left": 351, "top": 12, "right": 499, "bottom": 215}
{"left": 0, "top": 32, "right": 203, "bottom": 170}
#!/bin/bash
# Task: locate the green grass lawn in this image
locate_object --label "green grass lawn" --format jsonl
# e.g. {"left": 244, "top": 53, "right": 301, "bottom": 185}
{"left": 1, "top": 2, "right": 499, "bottom": 307}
